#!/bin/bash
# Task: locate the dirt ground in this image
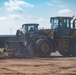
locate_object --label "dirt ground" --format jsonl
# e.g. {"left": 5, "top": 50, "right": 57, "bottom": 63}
{"left": 0, "top": 52, "right": 76, "bottom": 75}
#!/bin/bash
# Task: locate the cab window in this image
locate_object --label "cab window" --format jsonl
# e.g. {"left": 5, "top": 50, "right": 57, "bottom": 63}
{"left": 51, "top": 18, "right": 59, "bottom": 30}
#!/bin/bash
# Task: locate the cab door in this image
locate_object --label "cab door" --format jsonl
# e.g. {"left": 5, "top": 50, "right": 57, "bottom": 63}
{"left": 59, "top": 18, "right": 71, "bottom": 37}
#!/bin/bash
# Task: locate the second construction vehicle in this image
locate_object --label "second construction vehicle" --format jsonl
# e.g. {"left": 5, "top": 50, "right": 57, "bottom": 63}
{"left": 1, "top": 16, "right": 76, "bottom": 58}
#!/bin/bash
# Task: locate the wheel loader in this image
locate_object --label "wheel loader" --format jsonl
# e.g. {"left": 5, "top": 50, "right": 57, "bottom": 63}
{"left": 0, "top": 16, "right": 76, "bottom": 58}
{"left": 50, "top": 16, "right": 76, "bottom": 56}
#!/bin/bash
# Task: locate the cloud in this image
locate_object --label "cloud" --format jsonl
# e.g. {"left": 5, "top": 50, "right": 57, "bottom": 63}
{"left": 53, "top": 0, "right": 62, "bottom": 3}
{"left": 4, "top": 0, "right": 35, "bottom": 12}
{"left": 37, "top": 18, "right": 47, "bottom": 23}
{"left": 9, "top": 14, "right": 23, "bottom": 19}
{"left": 46, "top": 0, "right": 65, "bottom": 8}
{"left": 46, "top": 2, "right": 54, "bottom": 6}
{"left": 58, "top": 9, "right": 73, "bottom": 15}
{"left": 23, "top": 2, "right": 35, "bottom": 7}
{"left": 28, "top": 15, "right": 33, "bottom": 18}
{"left": 0, "top": 16, "right": 6, "bottom": 20}
{"left": 58, "top": 4, "right": 67, "bottom": 8}
{"left": 53, "top": 0, "right": 67, "bottom": 8}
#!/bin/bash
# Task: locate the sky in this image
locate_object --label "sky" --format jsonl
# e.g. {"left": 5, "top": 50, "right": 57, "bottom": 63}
{"left": 0, "top": 0, "right": 76, "bottom": 35}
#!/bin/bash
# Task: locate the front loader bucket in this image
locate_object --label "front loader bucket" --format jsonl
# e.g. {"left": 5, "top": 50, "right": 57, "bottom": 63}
{"left": 3, "top": 41, "right": 31, "bottom": 58}
{"left": 5, "top": 41, "right": 21, "bottom": 49}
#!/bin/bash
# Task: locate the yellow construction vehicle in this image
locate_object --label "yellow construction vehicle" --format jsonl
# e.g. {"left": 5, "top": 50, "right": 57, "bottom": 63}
{"left": 0, "top": 16, "right": 76, "bottom": 58}
{"left": 50, "top": 16, "right": 76, "bottom": 56}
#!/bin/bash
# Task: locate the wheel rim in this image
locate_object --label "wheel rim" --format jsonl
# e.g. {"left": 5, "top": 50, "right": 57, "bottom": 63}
{"left": 41, "top": 43, "right": 49, "bottom": 52}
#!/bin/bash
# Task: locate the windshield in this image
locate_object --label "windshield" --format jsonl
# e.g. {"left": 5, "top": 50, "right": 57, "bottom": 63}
{"left": 51, "top": 18, "right": 59, "bottom": 31}
{"left": 60, "top": 18, "right": 70, "bottom": 28}
{"left": 22, "top": 24, "right": 38, "bottom": 31}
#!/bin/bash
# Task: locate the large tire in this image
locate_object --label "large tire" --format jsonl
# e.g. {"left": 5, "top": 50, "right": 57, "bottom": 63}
{"left": 59, "top": 51, "right": 71, "bottom": 57}
{"left": 36, "top": 38, "right": 53, "bottom": 57}
{"left": 70, "top": 41, "right": 76, "bottom": 56}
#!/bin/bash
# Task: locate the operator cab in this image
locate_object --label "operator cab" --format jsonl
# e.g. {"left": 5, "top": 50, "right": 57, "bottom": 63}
{"left": 22, "top": 23, "right": 39, "bottom": 32}
{"left": 50, "top": 17, "right": 72, "bottom": 38}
